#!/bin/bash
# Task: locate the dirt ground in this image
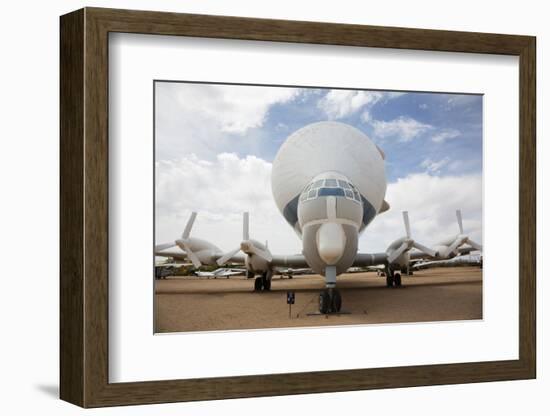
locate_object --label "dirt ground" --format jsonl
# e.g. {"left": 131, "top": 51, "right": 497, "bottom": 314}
{"left": 154, "top": 266, "right": 482, "bottom": 333}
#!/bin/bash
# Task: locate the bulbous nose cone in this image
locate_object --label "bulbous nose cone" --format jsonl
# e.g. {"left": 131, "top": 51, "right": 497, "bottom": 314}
{"left": 316, "top": 223, "right": 346, "bottom": 265}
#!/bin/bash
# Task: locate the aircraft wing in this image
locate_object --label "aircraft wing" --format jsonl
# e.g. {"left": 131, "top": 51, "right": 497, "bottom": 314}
{"left": 352, "top": 252, "right": 388, "bottom": 267}
{"left": 409, "top": 245, "right": 476, "bottom": 261}
{"left": 155, "top": 262, "right": 189, "bottom": 267}
{"left": 412, "top": 260, "right": 441, "bottom": 269}
{"left": 270, "top": 252, "right": 389, "bottom": 269}
{"left": 221, "top": 271, "right": 246, "bottom": 276}
{"left": 155, "top": 248, "right": 187, "bottom": 260}
{"left": 270, "top": 254, "right": 310, "bottom": 269}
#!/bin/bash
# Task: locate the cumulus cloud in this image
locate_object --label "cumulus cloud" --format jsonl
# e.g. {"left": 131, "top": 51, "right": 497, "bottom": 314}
{"left": 153, "top": 84, "right": 482, "bottom": 258}
{"left": 431, "top": 128, "right": 461, "bottom": 143}
{"left": 155, "top": 153, "right": 301, "bottom": 254}
{"left": 156, "top": 153, "right": 482, "bottom": 256}
{"left": 155, "top": 82, "right": 300, "bottom": 160}
{"left": 361, "top": 173, "right": 482, "bottom": 252}
{"left": 369, "top": 116, "right": 433, "bottom": 142}
{"left": 317, "top": 90, "right": 402, "bottom": 119}
{"left": 169, "top": 83, "right": 299, "bottom": 134}
{"left": 420, "top": 157, "right": 451, "bottom": 174}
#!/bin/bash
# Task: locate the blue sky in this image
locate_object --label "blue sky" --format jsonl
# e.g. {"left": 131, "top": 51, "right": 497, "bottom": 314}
{"left": 155, "top": 82, "right": 483, "bottom": 253}
{"left": 238, "top": 87, "right": 482, "bottom": 182}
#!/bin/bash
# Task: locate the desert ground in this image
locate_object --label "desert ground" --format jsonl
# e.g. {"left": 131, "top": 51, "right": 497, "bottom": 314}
{"left": 154, "top": 266, "right": 482, "bottom": 333}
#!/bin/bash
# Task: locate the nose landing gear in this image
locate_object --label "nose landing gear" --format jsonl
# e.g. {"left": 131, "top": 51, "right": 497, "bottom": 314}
{"left": 318, "top": 265, "right": 343, "bottom": 314}
{"left": 319, "top": 288, "right": 342, "bottom": 314}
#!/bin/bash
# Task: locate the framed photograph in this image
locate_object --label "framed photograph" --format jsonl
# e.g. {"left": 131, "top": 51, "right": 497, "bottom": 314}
{"left": 60, "top": 7, "right": 536, "bottom": 408}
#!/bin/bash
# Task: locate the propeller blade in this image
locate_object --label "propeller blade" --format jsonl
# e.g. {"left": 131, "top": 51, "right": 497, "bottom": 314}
{"left": 466, "top": 238, "right": 482, "bottom": 251}
{"left": 403, "top": 211, "right": 411, "bottom": 238}
{"left": 243, "top": 212, "right": 249, "bottom": 241}
{"left": 388, "top": 242, "right": 409, "bottom": 264}
{"left": 456, "top": 210, "right": 464, "bottom": 234}
{"left": 412, "top": 242, "right": 437, "bottom": 258}
{"left": 216, "top": 247, "right": 241, "bottom": 266}
{"left": 177, "top": 240, "right": 201, "bottom": 268}
{"left": 248, "top": 244, "right": 273, "bottom": 263}
{"left": 444, "top": 237, "right": 464, "bottom": 258}
{"left": 182, "top": 212, "right": 197, "bottom": 239}
{"left": 155, "top": 242, "right": 176, "bottom": 252}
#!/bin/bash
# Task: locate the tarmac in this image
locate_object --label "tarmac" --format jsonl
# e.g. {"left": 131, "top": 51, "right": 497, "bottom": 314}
{"left": 154, "top": 266, "right": 482, "bottom": 333}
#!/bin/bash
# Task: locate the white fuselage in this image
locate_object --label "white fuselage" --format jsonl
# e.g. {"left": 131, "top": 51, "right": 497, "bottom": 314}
{"left": 271, "top": 121, "right": 387, "bottom": 278}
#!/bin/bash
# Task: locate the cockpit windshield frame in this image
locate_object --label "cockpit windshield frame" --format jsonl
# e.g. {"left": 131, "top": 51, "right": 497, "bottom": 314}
{"left": 300, "top": 179, "right": 362, "bottom": 203}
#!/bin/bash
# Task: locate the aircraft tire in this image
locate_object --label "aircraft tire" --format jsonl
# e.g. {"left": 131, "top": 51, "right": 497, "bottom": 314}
{"left": 319, "top": 291, "right": 330, "bottom": 314}
{"left": 386, "top": 275, "right": 394, "bottom": 287}
{"left": 254, "top": 277, "right": 263, "bottom": 291}
{"left": 394, "top": 273, "right": 402, "bottom": 287}
{"left": 332, "top": 290, "right": 342, "bottom": 312}
{"left": 263, "top": 277, "right": 271, "bottom": 291}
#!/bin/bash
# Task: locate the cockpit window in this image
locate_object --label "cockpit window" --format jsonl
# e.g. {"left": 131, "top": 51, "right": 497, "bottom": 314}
{"left": 312, "top": 179, "right": 324, "bottom": 188}
{"left": 338, "top": 180, "right": 351, "bottom": 189}
{"left": 318, "top": 187, "right": 345, "bottom": 197}
{"left": 301, "top": 179, "right": 361, "bottom": 203}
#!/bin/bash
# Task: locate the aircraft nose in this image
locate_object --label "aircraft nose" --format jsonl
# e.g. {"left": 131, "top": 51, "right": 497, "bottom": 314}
{"left": 316, "top": 222, "right": 346, "bottom": 265}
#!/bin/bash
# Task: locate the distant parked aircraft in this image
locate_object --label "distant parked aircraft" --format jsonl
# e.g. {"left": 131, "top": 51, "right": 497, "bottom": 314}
{"left": 195, "top": 268, "right": 246, "bottom": 279}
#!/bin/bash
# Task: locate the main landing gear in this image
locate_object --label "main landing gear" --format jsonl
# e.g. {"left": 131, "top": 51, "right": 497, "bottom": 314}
{"left": 385, "top": 269, "right": 402, "bottom": 288}
{"left": 253, "top": 272, "right": 271, "bottom": 291}
{"left": 319, "top": 288, "right": 342, "bottom": 314}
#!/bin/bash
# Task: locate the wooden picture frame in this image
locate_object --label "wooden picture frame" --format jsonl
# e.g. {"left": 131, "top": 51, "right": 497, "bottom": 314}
{"left": 60, "top": 7, "right": 536, "bottom": 408}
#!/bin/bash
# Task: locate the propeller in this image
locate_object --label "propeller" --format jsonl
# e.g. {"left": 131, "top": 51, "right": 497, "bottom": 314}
{"left": 217, "top": 212, "right": 272, "bottom": 266}
{"left": 216, "top": 247, "right": 241, "bottom": 266}
{"left": 442, "top": 210, "right": 482, "bottom": 257}
{"left": 387, "top": 211, "right": 437, "bottom": 264}
{"left": 173, "top": 212, "right": 202, "bottom": 268}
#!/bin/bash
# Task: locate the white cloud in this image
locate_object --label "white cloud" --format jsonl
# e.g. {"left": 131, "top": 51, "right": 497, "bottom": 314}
{"left": 420, "top": 157, "right": 451, "bottom": 174}
{"left": 361, "top": 110, "right": 372, "bottom": 123}
{"left": 361, "top": 173, "right": 482, "bottom": 252}
{"left": 431, "top": 128, "right": 461, "bottom": 143}
{"left": 318, "top": 90, "right": 403, "bottom": 119}
{"left": 155, "top": 82, "right": 300, "bottom": 160}
{"left": 369, "top": 116, "right": 433, "bottom": 142}
{"left": 156, "top": 154, "right": 482, "bottom": 256}
{"left": 169, "top": 83, "right": 299, "bottom": 134}
{"left": 155, "top": 153, "right": 301, "bottom": 254}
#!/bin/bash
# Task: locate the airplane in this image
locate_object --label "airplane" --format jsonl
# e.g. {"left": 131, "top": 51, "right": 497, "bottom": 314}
{"left": 155, "top": 211, "right": 243, "bottom": 268}
{"left": 195, "top": 268, "right": 247, "bottom": 279}
{"left": 154, "top": 261, "right": 190, "bottom": 279}
{"left": 381, "top": 211, "right": 437, "bottom": 286}
{"left": 156, "top": 121, "right": 482, "bottom": 314}
{"left": 429, "top": 209, "right": 482, "bottom": 259}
